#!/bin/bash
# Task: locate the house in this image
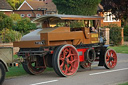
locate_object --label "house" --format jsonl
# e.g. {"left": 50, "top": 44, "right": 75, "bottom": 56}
{"left": 14, "top": 0, "right": 57, "bottom": 19}
{"left": 0, "top": 0, "right": 13, "bottom": 16}
{"left": 97, "top": 4, "right": 121, "bottom": 27}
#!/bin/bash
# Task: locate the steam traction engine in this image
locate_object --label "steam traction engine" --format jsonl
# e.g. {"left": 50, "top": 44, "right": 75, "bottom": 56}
{"left": 13, "top": 14, "right": 117, "bottom": 77}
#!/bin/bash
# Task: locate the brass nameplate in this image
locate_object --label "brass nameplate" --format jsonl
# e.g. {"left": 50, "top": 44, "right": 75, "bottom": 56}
{"left": 91, "top": 34, "right": 98, "bottom": 38}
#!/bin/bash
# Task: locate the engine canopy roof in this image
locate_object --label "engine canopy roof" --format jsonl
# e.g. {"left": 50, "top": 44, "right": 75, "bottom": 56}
{"left": 32, "top": 14, "right": 104, "bottom": 23}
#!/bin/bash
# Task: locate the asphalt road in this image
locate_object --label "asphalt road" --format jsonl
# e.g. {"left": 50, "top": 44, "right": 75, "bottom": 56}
{"left": 3, "top": 53, "right": 128, "bottom": 85}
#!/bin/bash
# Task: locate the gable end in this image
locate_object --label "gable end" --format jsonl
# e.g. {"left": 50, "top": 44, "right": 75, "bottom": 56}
{"left": 17, "top": 1, "right": 33, "bottom": 10}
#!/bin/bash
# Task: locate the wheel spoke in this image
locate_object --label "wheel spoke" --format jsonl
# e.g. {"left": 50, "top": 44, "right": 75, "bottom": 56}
{"left": 68, "top": 65, "right": 72, "bottom": 72}
{"left": 59, "top": 57, "right": 64, "bottom": 61}
{"left": 64, "top": 64, "right": 68, "bottom": 74}
{"left": 106, "top": 58, "right": 109, "bottom": 62}
{"left": 109, "top": 51, "right": 112, "bottom": 57}
{"left": 68, "top": 59, "right": 77, "bottom": 64}
{"left": 60, "top": 61, "right": 64, "bottom": 68}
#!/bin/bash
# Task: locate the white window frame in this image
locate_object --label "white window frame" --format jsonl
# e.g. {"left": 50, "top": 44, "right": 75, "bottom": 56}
{"left": 27, "top": 14, "right": 32, "bottom": 17}
{"left": 103, "top": 12, "right": 119, "bottom": 22}
{"left": 36, "top": 14, "right": 41, "bottom": 17}
{"left": 20, "top": 14, "right": 25, "bottom": 17}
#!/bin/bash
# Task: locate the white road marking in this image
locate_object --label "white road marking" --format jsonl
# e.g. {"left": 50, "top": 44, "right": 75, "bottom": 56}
{"left": 30, "top": 80, "right": 58, "bottom": 85}
{"left": 89, "top": 68, "right": 128, "bottom": 76}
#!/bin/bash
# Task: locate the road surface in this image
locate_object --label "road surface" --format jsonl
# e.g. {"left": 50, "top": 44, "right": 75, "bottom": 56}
{"left": 3, "top": 53, "right": 128, "bottom": 85}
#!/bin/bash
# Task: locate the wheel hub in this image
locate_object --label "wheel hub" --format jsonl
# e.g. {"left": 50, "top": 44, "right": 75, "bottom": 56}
{"left": 109, "top": 57, "right": 114, "bottom": 62}
{"left": 64, "top": 58, "right": 68, "bottom": 64}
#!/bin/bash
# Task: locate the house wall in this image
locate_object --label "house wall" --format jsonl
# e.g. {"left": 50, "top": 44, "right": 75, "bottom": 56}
{"left": 13, "top": 10, "right": 45, "bottom": 20}
{"left": 99, "top": 12, "right": 121, "bottom": 27}
{"left": 4, "top": 11, "right": 13, "bottom": 16}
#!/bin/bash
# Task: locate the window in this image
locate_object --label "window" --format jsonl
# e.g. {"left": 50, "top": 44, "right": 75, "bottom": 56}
{"left": 36, "top": 14, "right": 41, "bottom": 17}
{"left": 20, "top": 14, "right": 25, "bottom": 17}
{"left": 103, "top": 12, "right": 119, "bottom": 22}
{"left": 27, "top": 14, "right": 32, "bottom": 17}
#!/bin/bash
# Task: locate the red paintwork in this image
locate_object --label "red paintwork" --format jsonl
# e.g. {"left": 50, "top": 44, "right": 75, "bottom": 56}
{"left": 77, "top": 48, "right": 88, "bottom": 62}
{"left": 59, "top": 46, "right": 79, "bottom": 76}
{"left": 51, "top": 48, "right": 98, "bottom": 63}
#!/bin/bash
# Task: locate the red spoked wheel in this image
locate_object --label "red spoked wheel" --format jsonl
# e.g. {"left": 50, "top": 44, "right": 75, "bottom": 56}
{"left": 104, "top": 49, "right": 117, "bottom": 69}
{"left": 52, "top": 44, "right": 79, "bottom": 77}
{"left": 80, "top": 62, "right": 91, "bottom": 69}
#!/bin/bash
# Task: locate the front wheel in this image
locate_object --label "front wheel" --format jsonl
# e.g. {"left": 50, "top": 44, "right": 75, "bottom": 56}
{"left": 52, "top": 44, "right": 79, "bottom": 77}
{"left": 0, "top": 62, "right": 6, "bottom": 85}
{"left": 104, "top": 49, "right": 117, "bottom": 69}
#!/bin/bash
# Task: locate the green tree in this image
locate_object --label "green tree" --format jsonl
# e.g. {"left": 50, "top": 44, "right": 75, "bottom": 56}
{"left": 0, "top": 12, "right": 8, "bottom": 30}
{"left": 6, "top": 0, "right": 24, "bottom": 9}
{"left": 53, "top": 0, "right": 101, "bottom": 15}
{"left": 105, "top": 24, "right": 122, "bottom": 45}
{"left": 0, "top": 28, "right": 22, "bottom": 43}
{"left": 10, "top": 14, "right": 21, "bottom": 22}
{"left": 15, "top": 18, "right": 36, "bottom": 34}
{"left": 3, "top": 17, "right": 13, "bottom": 29}
{"left": 0, "top": 12, "right": 13, "bottom": 30}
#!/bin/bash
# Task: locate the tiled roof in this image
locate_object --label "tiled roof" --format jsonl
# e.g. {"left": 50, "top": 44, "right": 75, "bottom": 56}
{"left": 0, "top": 0, "right": 13, "bottom": 10}
{"left": 26, "top": 0, "right": 45, "bottom": 10}
{"left": 45, "top": 0, "right": 52, "bottom": 3}
{"left": 44, "top": 2, "right": 57, "bottom": 11}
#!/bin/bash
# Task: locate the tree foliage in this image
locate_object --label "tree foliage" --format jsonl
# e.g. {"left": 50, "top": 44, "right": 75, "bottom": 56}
{"left": 101, "top": 0, "right": 128, "bottom": 26}
{"left": 0, "top": 12, "right": 13, "bottom": 30}
{"left": 14, "top": 18, "right": 36, "bottom": 34}
{"left": 0, "top": 28, "right": 22, "bottom": 43}
{"left": 10, "top": 13, "right": 22, "bottom": 22}
{"left": 105, "top": 24, "right": 122, "bottom": 45}
{"left": 53, "top": 0, "right": 101, "bottom": 15}
{"left": 6, "top": 0, "right": 24, "bottom": 9}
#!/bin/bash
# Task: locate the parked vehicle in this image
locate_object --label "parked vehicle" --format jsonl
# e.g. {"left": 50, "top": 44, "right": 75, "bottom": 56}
{"left": 13, "top": 14, "right": 117, "bottom": 77}
{"left": 0, "top": 47, "right": 13, "bottom": 85}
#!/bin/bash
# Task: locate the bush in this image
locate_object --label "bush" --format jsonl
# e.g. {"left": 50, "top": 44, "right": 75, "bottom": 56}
{"left": 10, "top": 14, "right": 21, "bottom": 22}
{"left": 0, "top": 12, "right": 13, "bottom": 31}
{"left": 3, "top": 17, "right": 13, "bottom": 29}
{"left": 124, "top": 25, "right": 128, "bottom": 36}
{"left": 70, "top": 21, "right": 85, "bottom": 28}
{"left": 14, "top": 18, "right": 36, "bottom": 35}
{"left": 124, "top": 36, "right": 128, "bottom": 41}
{"left": 107, "top": 24, "right": 122, "bottom": 45}
{"left": 0, "top": 28, "right": 22, "bottom": 43}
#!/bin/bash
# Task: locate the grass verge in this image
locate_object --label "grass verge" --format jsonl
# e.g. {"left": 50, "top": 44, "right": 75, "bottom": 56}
{"left": 6, "top": 66, "right": 53, "bottom": 78}
{"left": 6, "top": 55, "right": 53, "bottom": 78}
{"left": 119, "top": 82, "right": 128, "bottom": 85}
{"left": 109, "top": 45, "right": 128, "bottom": 54}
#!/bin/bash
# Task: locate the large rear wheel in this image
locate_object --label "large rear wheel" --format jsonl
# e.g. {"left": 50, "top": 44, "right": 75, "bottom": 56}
{"left": 0, "top": 62, "right": 6, "bottom": 85}
{"left": 52, "top": 44, "right": 79, "bottom": 77}
{"left": 104, "top": 49, "right": 117, "bottom": 69}
{"left": 22, "top": 55, "right": 46, "bottom": 75}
